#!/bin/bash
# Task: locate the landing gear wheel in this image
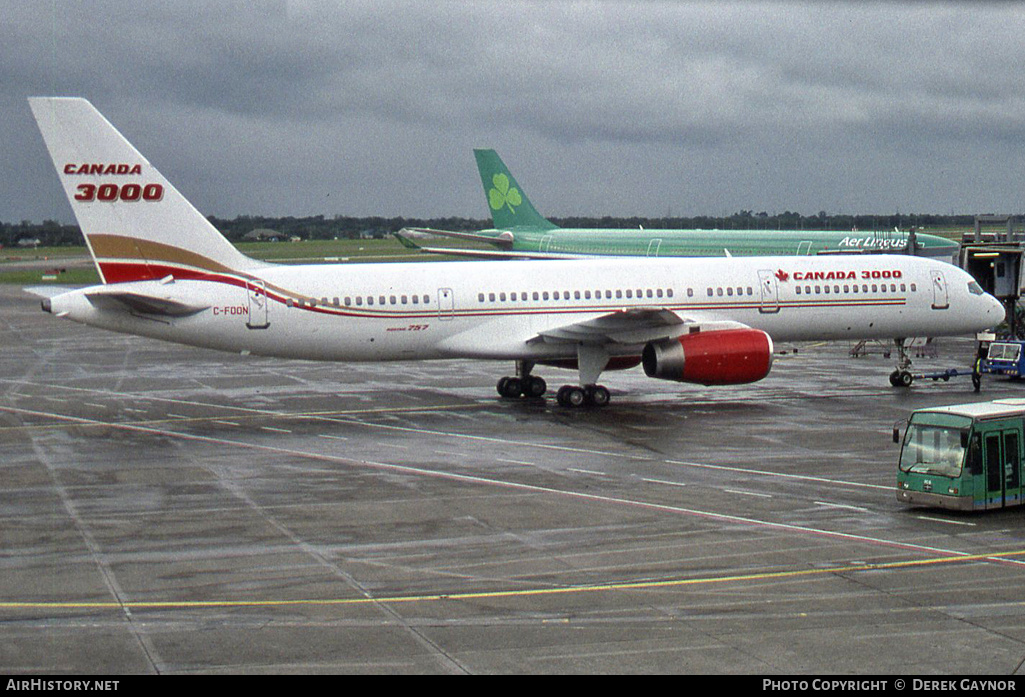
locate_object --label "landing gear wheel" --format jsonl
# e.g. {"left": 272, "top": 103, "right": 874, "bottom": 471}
{"left": 556, "top": 385, "right": 587, "bottom": 407}
{"left": 898, "top": 370, "right": 913, "bottom": 387}
{"left": 523, "top": 375, "right": 547, "bottom": 398}
{"left": 497, "top": 376, "right": 523, "bottom": 398}
{"left": 889, "top": 370, "right": 901, "bottom": 387}
{"left": 587, "top": 385, "right": 611, "bottom": 407}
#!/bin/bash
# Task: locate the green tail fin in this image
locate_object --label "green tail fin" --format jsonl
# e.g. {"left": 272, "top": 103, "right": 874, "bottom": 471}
{"left": 473, "top": 149, "right": 557, "bottom": 231}
{"left": 392, "top": 231, "right": 422, "bottom": 249}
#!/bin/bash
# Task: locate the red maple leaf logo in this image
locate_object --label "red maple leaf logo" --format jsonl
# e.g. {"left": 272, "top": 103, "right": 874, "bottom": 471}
{"left": 775, "top": 269, "right": 789, "bottom": 282}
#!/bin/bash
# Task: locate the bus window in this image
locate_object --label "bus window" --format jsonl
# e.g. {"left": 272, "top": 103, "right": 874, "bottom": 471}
{"left": 1006, "top": 431, "right": 1020, "bottom": 491}
{"left": 967, "top": 434, "right": 982, "bottom": 476}
{"left": 986, "top": 433, "right": 1002, "bottom": 493}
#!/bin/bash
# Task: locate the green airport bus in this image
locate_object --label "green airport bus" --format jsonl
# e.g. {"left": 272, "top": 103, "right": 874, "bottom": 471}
{"left": 896, "top": 399, "right": 1025, "bottom": 510}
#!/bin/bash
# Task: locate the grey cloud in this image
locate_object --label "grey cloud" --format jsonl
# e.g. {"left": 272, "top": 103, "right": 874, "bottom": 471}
{"left": 3, "top": 1, "right": 1025, "bottom": 222}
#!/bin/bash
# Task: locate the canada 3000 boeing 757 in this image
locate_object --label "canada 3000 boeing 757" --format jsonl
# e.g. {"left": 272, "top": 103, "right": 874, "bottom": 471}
{"left": 28, "top": 98, "right": 1002, "bottom": 407}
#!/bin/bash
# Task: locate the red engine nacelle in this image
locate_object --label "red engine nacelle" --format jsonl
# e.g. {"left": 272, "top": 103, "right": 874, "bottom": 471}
{"left": 642, "top": 328, "right": 774, "bottom": 385}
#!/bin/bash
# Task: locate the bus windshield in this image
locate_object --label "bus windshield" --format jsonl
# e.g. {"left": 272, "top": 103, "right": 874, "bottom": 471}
{"left": 899, "top": 422, "right": 967, "bottom": 477}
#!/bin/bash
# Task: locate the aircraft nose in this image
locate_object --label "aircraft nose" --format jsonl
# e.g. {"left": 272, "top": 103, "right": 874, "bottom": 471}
{"left": 988, "top": 293, "right": 1005, "bottom": 320}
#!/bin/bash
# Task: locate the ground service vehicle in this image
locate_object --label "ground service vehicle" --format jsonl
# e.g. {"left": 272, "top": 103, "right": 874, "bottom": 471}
{"left": 896, "top": 399, "right": 1025, "bottom": 510}
{"left": 978, "top": 340, "right": 1025, "bottom": 379}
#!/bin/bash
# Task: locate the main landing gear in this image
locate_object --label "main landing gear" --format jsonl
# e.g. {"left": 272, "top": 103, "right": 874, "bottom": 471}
{"left": 555, "top": 384, "right": 611, "bottom": 408}
{"left": 497, "top": 360, "right": 548, "bottom": 399}
{"left": 496, "top": 359, "right": 612, "bottom": 408}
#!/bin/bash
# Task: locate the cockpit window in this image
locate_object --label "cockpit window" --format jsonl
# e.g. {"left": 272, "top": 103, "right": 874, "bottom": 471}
{"left": 967, "top": 281, "right": 985, "bottom": 296}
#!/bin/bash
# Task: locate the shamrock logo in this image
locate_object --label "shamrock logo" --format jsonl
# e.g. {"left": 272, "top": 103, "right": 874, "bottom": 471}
{"left": 488, "top": 173, "right": 522, "bottom": 214}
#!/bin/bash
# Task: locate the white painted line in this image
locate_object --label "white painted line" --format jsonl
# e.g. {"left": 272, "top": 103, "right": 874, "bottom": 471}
{"left": 724, "top": 488, "right": 773, "bottom": 499}
{"left": 815, "top": 501, "right": 870, "bottom": 512}
{"left": 915, "top": 516, "right": 977, "bottom": 527}
{"left": 259, "top": 426, "right": 292, "bottom": 434}
{"left": 642, "top": 477, "right": 687, "bottom": 488}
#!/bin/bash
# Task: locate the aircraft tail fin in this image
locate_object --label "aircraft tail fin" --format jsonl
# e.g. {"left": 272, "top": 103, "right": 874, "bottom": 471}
{"left": 29, "top": 97, "right": 266, "bottom": 284}
{"left": 473, "top": 149, "right": 557, "bottom": 232}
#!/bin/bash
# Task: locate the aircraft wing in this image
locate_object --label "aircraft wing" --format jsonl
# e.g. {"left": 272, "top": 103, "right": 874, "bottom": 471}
{"left": 395, "top": 231, "right": 586, "bottom": 260}
{"left": 400, "top": 227, "right": 514, "bottom": 248}
{"left": 530, "top": 308, "right": 751, "bottom": 346}
{"left": 414, "top": 246, "right": 589, "bottom": 260}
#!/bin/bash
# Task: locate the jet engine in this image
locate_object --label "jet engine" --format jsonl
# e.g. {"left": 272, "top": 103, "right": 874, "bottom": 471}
{"left": 642, "top": 328, "right": 774, "bottom": 385}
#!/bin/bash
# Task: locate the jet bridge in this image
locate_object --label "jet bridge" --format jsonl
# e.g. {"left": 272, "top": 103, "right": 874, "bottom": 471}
{"left": 960, "top": 216, "right": 1022, "bottom": 338}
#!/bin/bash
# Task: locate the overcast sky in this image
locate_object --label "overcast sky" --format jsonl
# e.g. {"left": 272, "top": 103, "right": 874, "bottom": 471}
{"left": 4, "top": 1, "right": 1024, "bottom": 224}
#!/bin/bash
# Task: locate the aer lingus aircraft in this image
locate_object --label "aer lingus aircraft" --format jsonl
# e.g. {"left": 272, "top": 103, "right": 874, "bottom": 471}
{"left": 401, "top": 148, "right": 959, "bottom": 261}
{"left": 28, "top": 98, "right": 1000, "bottom": 407}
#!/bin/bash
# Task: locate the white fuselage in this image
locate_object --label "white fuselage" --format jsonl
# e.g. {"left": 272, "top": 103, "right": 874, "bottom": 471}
{"left": 47, "top": 254, "right": 1003, "bottom": 364}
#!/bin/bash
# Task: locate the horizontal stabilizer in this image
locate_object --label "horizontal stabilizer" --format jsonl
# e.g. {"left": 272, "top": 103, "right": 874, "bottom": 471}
{"left": 23, "top": 285, "right": 75, "bottom": 299}
{"left": 85, "top": 290, "right": 209, "bottom": 317}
